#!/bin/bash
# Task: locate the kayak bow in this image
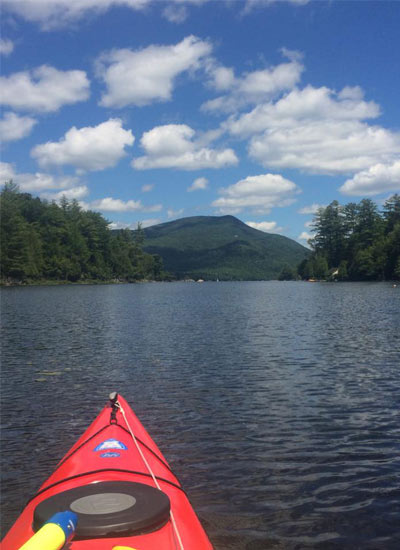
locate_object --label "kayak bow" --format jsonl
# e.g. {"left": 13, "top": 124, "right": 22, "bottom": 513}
{"left": 2, "top": 393, "right": 213, "bottom": 550}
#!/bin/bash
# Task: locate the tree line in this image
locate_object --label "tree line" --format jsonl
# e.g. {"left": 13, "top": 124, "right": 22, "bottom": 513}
{"left": 296, "top": 194, "right": 400, "bottom": 281}
{"left": 0, "top": 181, "right": 168, "bottom": 284}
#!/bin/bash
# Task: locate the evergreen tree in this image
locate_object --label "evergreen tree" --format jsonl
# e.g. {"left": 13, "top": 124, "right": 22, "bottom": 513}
{"left": 0, "top": 184, "right": 166, "bottom": 284}
{"left": 312, "top": 201, "right": 344, "bottom": 267}
{"left": 278, "top": 263, "right": 296, "bottom": 280}
{"left": 0, "top": 181, "right": 41, "bottom": 279}
{"left": 353, "top": 199, "right": 384, "bottom": 250}
{"left": 337, "top": 260, "right": 348, "bottom": 281}
{"left": 313, "top": 255, "right": 329, "bottom": 279}
{"left": 384, "top": 221, "right": 400, "bottom": 280}
{"left": 297, "top": 194, "right": 399, "bottom": 282}
{"left": 383, "top": 194, "right": 400, "bottom": 233}
{"left": 394, "top": 257, "right": 400, "bottom": 280}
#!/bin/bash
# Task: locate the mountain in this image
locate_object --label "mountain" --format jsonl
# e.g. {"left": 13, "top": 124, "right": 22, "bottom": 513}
{"left": 143, "top": 215, "right": 310, "bottom": 280}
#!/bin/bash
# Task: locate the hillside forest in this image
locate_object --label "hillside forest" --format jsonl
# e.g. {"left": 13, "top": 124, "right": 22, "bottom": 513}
{"left": 0, "top": 181, "right": 166, "bottom": 283}
{"left": 1, "top": 182, "right": 399, "bottom": 284}
{"left": 296, "top": 194, "right": 400, "bottom": 281}
{"left": 142, "top": 214, "right": 308, "bottom": 281}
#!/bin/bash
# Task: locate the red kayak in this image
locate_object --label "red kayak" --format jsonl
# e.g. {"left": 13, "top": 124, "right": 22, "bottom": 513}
{"left": 3, "top": 393, "right": 213, "bottom": 549}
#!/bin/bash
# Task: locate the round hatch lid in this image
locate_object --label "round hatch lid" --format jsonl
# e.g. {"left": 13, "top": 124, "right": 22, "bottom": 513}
{"left": 33, "top": 481, "right": 170, "bottom": 538}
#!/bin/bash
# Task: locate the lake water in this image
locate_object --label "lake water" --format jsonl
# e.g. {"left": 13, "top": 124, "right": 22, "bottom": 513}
{"left": 1, "top": 281, "right": 399, "bottom": 549}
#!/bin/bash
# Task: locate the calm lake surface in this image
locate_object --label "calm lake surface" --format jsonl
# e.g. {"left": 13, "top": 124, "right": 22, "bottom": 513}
{"left": 1, "top": 281, "right": 399, "bottom": 548}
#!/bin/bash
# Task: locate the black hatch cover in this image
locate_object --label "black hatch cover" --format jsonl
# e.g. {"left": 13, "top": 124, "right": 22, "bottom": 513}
{"left": 33, "top": 481, "right": 170, "bottom": 538}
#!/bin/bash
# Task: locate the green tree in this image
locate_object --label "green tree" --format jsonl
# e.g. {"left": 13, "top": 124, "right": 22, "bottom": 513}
{"left": 342, "top": 202, "right": 359, "bottom": 261}
{"left": 152, "top": 254, "right": 164, "bottom": 280}
{"left": 297, "top": 258, "right": 309, "bottom": 279}
{"left": 313, "top": 255, "right": 329, "bottom": 279}
{"left": 394, "top": 257, "right": 400, "bottom": 280}
{"left": 0, "top": 182, "right": 43, "bottom": 280}
{"left": 337, "top": 260, "right": 348, "bottom": 281}
{"left": 278, "top": 263, "right": 296, "bottom": 280}
{"left": 350, "top": 248, "right": 382, "bottom": 280}
{"left": 133, "top": 222, "right": 145, "bottom": 247}
{"left": 383, "top": 194, "right": 400, "bottom": 233}
{"left": 384, "top": 220, "right": 400, "bottom": 280}
{"left": 0, "top": 184, "right": 166, "bottom": 284}
{"left": 353, "top": 199, "right": 384, "bottom": 250}
{"left": 298, "top": 195, "right": 400, "bottom": 282}
{"left": 312, "top": 201, "right": 344, "bottom": 267}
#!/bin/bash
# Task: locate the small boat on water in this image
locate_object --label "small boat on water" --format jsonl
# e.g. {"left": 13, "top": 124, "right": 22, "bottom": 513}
{"left": 3, "top": 393, "right": 213, "bottom": 550}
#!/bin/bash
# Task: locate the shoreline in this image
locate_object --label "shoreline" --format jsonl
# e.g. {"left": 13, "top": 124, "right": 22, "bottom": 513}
{"left": 0, "top": 278, "right": 162, "bottom": 287}
{"left": 1, "top": 278, "right": 397, "bottom": 287}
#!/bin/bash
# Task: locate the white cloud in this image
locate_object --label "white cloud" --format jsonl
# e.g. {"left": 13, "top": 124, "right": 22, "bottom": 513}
{"left": 188, "top": 177, "right": 209, "bottom": 191}
{"left": 209, "top": 66, "right": 235, "bottom": 92}
{"left": 108, "top": 221, "right": 135, "bottom": 230}
{"left": 0, "top": 161, "right": 81, "bottom": 192}
{"left": 0, "top": 112, "right": 37, "bottom": 142}
{"left": 244, "top": 0, "right": 309, "bottom": 11}
{"left": 88, "top": 197, "right": 162, "bottom": 212}
{"left": 108, "top": 218, "right": 161, "bottom": 229}
{"left": 2, "top": 0, "right": 150, "bottom": 30}
{"left": 227, "top": 85, "right": 380, "bottom": 137}
{"left": 89, "top": 197, "right": 143, "bottom": 212}
{"left": 339, "top": 160, "right": 400, "bottom": 196}
{"left": 141, "top": 184, "right": 154, "bottom": 192}
{"left": 298, "top": 203, "right": 326, "bottom": 215}
{"left": 31, "top": 119, "right": 134, "bottom": 172}
{"left": 145, "top": 203, "right": 163, "bottom": 212}
{"left": 194, "top": 127, "right": 226, "bottom": 148}
{"left": 132, "top": 124, "right": 238, "bottom": 170}
{"left": 2, "top": 0, "right": 307, "bottom": 30}
{"left": 304, "top": 220, "right": 313, "bottom": 228}
{"left": 97, "top": 36, "right": 212, "bottom": 108}
{"left": 0, "top": 39, "right": 14, "bottom": 56}
{"left": 203, "top": 52, "right": 304, "bottom": 114}
{"left": 140, "top": 218, "right": 162, "bottom": 228}
{"left": 167, "top": 208, "right": 184, "bottom": 218}
{"left": 41, "top": 186, "right": 89, "bottom": 201}
{"left": 163, "top": 4, "right": 188, "bottom": 23}
{"left": 0, "top": 65, "right": 90, "bottom": 113}
{"left": 298, "top": 231, "right": 313, "bottom": 241}
{"left": 140, "top": 124, "right": 194, "bottom": 156}
{"left": 245, "top": 220, "right": 283, "bottom": 233}
{"left": 0, "top": 162, "right": 15, "bottom": 182}
{"left": 21, "top": 174, "right": 81, "bottom": 193}
{"left": 248, "top": 119, "right": 399, "bottom": 175}
{"left": 240, "top": 62, "right": 302, "bottom": 97}
{"left": 212, "top": 173, "right": 300, "bottom": 214}
{"left": 224, "top": 84, "right": 400, "bottom": 175}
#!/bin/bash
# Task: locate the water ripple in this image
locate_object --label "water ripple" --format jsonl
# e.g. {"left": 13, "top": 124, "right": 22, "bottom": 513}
{"left": 1, "top": 282, "right": 400, "bottom": 548}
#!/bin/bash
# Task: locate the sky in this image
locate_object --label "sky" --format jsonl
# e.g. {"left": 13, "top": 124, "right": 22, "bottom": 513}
{"left": 1, "top": 0, "right": 400, "bottom": 244}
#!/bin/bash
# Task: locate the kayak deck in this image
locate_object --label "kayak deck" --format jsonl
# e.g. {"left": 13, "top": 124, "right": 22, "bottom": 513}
{"left": 2, "top": 394, "right": 213, "bottom": 549}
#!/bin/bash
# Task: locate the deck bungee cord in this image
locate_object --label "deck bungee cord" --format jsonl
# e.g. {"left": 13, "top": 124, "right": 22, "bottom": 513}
{"left": 115, "top": 395, "right": 185, "bottom": 550}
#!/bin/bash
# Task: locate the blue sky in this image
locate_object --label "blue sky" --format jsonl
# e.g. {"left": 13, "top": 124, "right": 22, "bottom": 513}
{"left": 1, "top": 0, "right": 399, "bottom": 244}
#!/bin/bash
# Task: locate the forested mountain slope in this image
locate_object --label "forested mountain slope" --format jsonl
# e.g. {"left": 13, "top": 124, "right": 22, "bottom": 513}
{"left": 143, "top": 215, "right": 310, "bottom": 280}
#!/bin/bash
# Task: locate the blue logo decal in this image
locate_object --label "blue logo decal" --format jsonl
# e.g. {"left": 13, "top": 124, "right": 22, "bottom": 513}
{"left": 100, "top": 452, "right": 120, "bottom": 458}
{"left": 94, "top": 438, "right": 128, "bottom": 452}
